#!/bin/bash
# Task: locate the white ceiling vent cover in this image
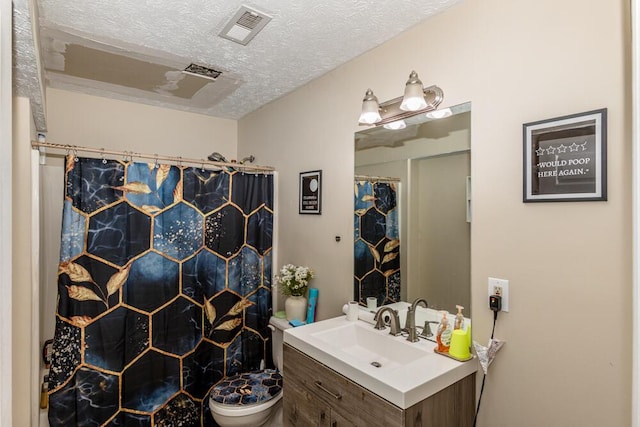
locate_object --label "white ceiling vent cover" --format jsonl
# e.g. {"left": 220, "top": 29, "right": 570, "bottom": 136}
{"left": 219, "top": 6, "right": 272, "bottom": 46}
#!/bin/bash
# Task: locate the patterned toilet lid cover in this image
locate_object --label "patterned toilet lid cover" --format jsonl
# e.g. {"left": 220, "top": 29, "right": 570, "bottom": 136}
{"left": 210, "top": 369, "right": 283, "bottom": 406}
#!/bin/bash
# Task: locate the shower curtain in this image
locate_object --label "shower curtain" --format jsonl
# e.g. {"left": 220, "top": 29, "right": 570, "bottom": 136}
{"left": 48, "top": 156, "right": 274, "bottom": 427}
{"left": 354, "top": 180, "right": 400, "bottom": 306}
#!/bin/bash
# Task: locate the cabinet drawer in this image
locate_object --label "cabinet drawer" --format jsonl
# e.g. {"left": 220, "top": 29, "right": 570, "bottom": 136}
{"left": 284, "top": 344, "right": 403, "bottom": 426}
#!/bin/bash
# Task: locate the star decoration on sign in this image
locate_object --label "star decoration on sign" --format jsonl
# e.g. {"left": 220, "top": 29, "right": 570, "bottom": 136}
{"left": 535, "top": 141, "right": 590, "bottom": 157}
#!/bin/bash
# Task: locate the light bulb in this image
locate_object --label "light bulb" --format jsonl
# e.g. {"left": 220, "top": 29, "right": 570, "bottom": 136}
{"left": 383, "top": 120, "right": 406, "bottom": 130}
{"left": 426, "top": 108, "right": 452, "bottom": 119}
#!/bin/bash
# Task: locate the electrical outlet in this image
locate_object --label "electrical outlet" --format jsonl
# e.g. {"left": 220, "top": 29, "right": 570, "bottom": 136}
{"left": 488, "top": 277, "right": 509, "bottom": 312}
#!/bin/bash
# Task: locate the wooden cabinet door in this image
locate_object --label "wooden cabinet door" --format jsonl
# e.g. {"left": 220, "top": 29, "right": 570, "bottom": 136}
{"left": 330, "top": 409, "right": 356, "bottom": 427}
{"left": 283, "top": 369, "right": 331, "bottom": 426}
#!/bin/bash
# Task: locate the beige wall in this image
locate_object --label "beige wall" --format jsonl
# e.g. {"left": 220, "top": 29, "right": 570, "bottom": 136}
{"left": 12, "top": 97, "right": 36, "bottom": 426}
{"left": 45, "top": 88, "right": 237, "bottom": 158}
{"left": 239, "top": 0, "right": 632, "bottom": 425}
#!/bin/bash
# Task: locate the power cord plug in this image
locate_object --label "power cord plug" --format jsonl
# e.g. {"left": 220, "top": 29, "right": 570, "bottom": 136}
{"left": 489, "top": 294, "right": 502, "bottom": 312}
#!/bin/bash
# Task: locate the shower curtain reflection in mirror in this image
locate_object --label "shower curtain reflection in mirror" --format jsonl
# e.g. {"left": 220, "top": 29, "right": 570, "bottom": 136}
{"left": 354, "top": 178, "right": 401, "bottom": 307}
{"left": 48, "top": 156, "right": 274, "bottom": 426}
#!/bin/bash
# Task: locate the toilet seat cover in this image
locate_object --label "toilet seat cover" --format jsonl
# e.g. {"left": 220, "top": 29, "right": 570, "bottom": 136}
{"left": 210, "top": 369, "right": 283, "bottom": 406}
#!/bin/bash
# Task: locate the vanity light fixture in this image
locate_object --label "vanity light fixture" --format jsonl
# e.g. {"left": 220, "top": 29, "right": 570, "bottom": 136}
{"left": 358, "top": 71, "right": 444, "bottom": 127}
{"left": 425, "top": 107, "right": 453, "bottom": 119}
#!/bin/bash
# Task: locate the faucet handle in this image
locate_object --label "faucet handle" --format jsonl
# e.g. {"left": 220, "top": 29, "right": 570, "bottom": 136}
{"left": 420, "top": 320, "right": 440, "bottom": 338}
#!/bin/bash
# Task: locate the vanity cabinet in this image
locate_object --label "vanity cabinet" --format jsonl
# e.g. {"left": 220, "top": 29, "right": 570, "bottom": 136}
{"left": 283, "top": 344, "right": 475, "bottom": 427}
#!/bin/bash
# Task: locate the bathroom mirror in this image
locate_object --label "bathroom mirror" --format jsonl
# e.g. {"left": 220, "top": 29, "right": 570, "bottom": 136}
{"left": 354, "top": 102, "right": 471, "bottom": 316}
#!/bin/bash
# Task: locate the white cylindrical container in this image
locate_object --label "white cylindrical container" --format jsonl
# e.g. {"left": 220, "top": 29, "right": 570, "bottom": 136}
{"left": 346, "top": 301, "right": 359, "bottom": 321}
{"left": 366, "top": 297, "right": 377, "bottom": 311}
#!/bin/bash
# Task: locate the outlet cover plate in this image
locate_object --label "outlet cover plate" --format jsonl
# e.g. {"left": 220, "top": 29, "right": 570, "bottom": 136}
{"left": 488, "top": 277, "right": 509, "bottom": 312}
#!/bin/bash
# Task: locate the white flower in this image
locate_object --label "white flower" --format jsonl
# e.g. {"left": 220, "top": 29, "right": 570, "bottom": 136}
{"left": 275, "top": 264, "right": 314, "bottom": 296}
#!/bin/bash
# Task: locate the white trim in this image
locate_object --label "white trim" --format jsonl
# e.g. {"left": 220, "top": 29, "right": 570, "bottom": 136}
{"left": 0, "top": 2, "right": 13, "bottom": 426}
{"left": 632, "top": 0, "right": 640, "bottom": 425}
{"left": 30, "top": 150, "right": 41, "bottom": 427}
{"left": 271, "top": 171, "right": 280, "bottom": 313}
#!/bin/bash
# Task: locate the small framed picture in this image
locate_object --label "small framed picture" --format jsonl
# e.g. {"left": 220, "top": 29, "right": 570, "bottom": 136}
{"left": 299, "top": 170, "right": 322, "bottom": 214}
{"left": 523, "top": 108, "right": 607, "bottom": 202}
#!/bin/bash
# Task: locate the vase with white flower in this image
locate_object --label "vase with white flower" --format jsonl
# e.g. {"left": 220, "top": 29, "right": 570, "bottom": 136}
{"left": 276, "top": 264, "right": 314, "bottom": 321}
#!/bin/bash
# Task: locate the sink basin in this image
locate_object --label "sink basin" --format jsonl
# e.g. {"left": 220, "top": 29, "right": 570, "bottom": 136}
{"left": 311, "top": 321, "right": 429, "bottom": 370}
{"left": 284, "top": 316, "right": 477, "bottom": 408}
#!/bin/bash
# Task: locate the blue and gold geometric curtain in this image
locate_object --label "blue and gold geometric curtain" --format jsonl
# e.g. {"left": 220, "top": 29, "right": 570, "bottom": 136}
{"left": 49, "top": 156, "right": 273, "bottom": 426}
{"left": 354, "top": 180, "right": 400, "bottom": 307}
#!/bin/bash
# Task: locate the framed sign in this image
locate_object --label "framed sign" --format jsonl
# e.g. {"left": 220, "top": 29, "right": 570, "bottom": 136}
{"left": 523, "top": 108, "right": 607, "bottom": 202}
{"left": 299, "top": 170, "right": 322, "bottom": 214}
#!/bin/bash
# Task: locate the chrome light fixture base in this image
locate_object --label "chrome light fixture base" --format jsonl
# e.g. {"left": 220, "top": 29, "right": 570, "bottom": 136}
{"left": 359, "top": 84, "right": 444, "bottom": 127}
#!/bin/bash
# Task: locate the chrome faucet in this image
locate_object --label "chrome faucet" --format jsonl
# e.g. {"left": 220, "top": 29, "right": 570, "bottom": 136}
{"left": 406, "top": 298, "right": 428, "bottom": 342}
{"left": 373, "top": 307, "right": 402, "bottom": 336}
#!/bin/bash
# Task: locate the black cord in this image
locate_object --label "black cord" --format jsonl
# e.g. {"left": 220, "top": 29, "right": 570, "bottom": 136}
{"left": 472, "top": 310, "right": 498, "bottom": 427}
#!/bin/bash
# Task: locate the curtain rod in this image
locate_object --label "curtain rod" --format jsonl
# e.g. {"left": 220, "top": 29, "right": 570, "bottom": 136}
{"left": 31, "top": 141, "right": 275, "bottom": 173}
{"left": 355, "top": 174, "right": 401, "bottom": 182}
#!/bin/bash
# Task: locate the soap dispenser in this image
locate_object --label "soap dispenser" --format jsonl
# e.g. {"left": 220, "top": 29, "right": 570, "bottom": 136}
{"left": 436, "top": 310, "right": 452, "bottom": 353}
{"left": 454, "top": 305, "right": 465, "bottom": 330}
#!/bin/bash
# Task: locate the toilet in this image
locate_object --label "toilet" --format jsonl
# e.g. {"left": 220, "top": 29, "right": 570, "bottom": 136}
{"left": 209, "top": 316, "right": 290, "bottom": 427}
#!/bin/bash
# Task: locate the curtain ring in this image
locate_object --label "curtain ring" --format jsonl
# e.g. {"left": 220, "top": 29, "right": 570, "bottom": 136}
{"left": 101, "top": 148, "right": 107, "bottom": 164}
{"left": 73, "top": 147, "right": 79, "bottom": 163}
{"left": 177, "top": 156, "right": 183, "bottom": 167}
{"left": 201, "top": 159, "right": 205, "bottom": 172}
{"left": 154, "top": 155, "right": 159, "bottom": 169}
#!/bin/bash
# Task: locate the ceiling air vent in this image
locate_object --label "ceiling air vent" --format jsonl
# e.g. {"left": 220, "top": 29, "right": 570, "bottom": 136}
{"left": 182, "top": 63, "right": 222, "bottom": 81}
{"left": 219, "top": 6, "right": 272, "bottom": 46}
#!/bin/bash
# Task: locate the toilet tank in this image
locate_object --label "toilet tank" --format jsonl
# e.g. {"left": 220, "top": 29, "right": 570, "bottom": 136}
{"left": 268, "top": 317, "right": 291, "bottom": 372}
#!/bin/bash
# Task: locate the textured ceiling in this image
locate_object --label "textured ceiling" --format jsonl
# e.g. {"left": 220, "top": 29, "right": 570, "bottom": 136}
{"left": 14, "top": 0, "right": 462, "bottom": 130}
